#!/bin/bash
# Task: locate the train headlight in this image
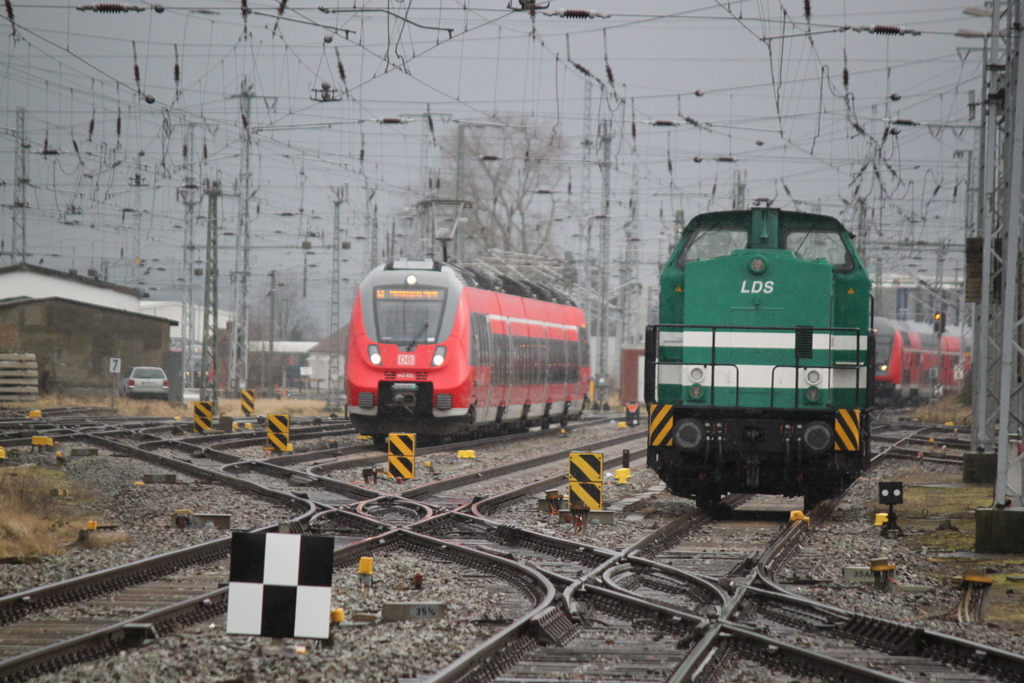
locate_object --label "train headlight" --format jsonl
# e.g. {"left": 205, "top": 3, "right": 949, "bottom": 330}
{"left": 406, "top": 275, "right": 418, "bottom": 286}
{"left": 806, "top": 369, "right": 821, "bottom": 385}
{"left": 879, "top": 364, "right": 888, "bottom": 373}
{"left": 432, "top": 346, "right": 447, "bottom": 366}
{"left": 802, "top": 421, "right": 833, "bottom": 454}
{"left": 749, "top": 256, "right": 767, "bottom": 274}
{"left": 805, "top": 386, "right": 821, "bottom": 402}
{"left": 689, "top": 367, "right": 705, "bottom": 383}
{"left": 673, "top": 418, "right": 704, "bottom": 451}
{"left": 368, "top": 344, "right": 382, "bottom": 366}
{"left": 688, "top": 383, "right": 705, "bottom": 400}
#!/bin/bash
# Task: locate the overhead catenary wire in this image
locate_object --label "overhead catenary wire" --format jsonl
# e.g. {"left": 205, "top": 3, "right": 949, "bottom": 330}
{"left": 0, "top": 2, "right": 979, "bottom": 302}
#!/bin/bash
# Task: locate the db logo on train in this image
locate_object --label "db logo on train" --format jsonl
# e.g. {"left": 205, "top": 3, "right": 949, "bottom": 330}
{"left": 398, "top": 354, "right": 415, "bottom": 365}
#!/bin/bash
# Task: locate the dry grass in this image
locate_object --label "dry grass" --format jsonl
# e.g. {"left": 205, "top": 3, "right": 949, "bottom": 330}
{"left": 77, "top": 530, "right": 132, "bottom": 549}
{"left": 889, "top": 465, "right": 1024, "bottom": 630}
{"left": 4, "top": 394, "right": 333, "bottom": 418}
{"left": 0, "top": 466, "right": 83, "bottom": 559}
{"left": 913, "top": 394, "right": 972, "bottom": 426}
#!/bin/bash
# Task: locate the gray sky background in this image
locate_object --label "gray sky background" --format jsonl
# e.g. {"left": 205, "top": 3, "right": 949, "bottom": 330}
{"left": 0, "top": 1, "right": 987, "bottom": 337}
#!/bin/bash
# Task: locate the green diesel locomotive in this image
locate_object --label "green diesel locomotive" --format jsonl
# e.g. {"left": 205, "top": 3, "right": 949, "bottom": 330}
{"left": 644, "top": 207, "right": 873, "bottom": 511}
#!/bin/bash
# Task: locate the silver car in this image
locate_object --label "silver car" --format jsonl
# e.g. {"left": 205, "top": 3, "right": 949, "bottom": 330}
{"left": 119, "top": 366, "right": 169, "bottom": 399}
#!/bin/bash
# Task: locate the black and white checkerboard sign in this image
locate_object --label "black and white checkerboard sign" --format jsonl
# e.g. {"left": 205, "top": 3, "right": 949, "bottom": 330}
{"left": 226, "top": 532, "right": 334, "bottom": 639}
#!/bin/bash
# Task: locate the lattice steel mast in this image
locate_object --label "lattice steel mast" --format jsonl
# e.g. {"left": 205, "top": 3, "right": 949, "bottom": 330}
{"left": 12, "top": 107, "right": 27, "bottom": 264}
{"left": 327, "top": 187, "right": 346, "bottom": 411}
{"left": 229, "top": 79, "right": 254, "bottom": 394}
{"left": 200, "top": 181, "right": 221, "bottom": 413}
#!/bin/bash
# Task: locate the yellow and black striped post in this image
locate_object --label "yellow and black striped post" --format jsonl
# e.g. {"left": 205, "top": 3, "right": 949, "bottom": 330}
{"left": 834, "top": 409, "right": 862, "bottom": 452}
{"left": 648, "top": 404, "right": 674, "bottom": 447}
{"left": 387, "top": 433, "right": 416, "bottom": 480}
{"left": 568, "top": 451, "right": 603, "bottom": 510}
{"left": 193, "top": 401, "right": 213, "bottom": 433}
{"left": 240, "top": 389, "right": 255, "bottom": 416}
{"left": 266, "top": 413, "right": 291, "bottom": 452}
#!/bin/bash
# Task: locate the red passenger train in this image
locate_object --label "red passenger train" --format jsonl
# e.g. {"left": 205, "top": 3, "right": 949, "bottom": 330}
{"left": 873, "top": 317, "right": 970, "bottom": 404}
{"left": 346, "top": 259, "right": 591, "bottom": 440}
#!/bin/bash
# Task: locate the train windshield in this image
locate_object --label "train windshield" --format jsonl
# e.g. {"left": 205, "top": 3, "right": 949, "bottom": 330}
{"left": 373, "top": 287, "right": 448, "bottom": 346}
{"left": 783, "top": 229, "right": 853, "bottom": 271}
{"left": 874, "top": 336, "right": 892, "bottom": 370}
{"left": 676, "top": 224, "right": 748, "bottom": 267}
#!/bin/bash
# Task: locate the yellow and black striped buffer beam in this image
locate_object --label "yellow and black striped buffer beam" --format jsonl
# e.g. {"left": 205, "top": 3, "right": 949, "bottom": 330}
{"left": 834, "top": 409, "right": 861, "bottom": 451}
{"left": 266, "top": 413, "right": 290, "bottom": 451}
{"left": 569, "top": 451, "right": 603, "bottom": 483}
{"left": 193, "top": 401, "right": 213, "bottom": 433}
{"left": 568, "top": 481, "right": 603, "bottom": 510}
{"left": 388, "top": 433, "right": 416, "bottom": 457}
{"left": 240, "top": 389, "right": 255, "bottom": 416}
{"left": 388, "top": 455, "right": 415, "bottom": 480}
{"left": 648, "top": 404, "right": 674, "bottom": 447}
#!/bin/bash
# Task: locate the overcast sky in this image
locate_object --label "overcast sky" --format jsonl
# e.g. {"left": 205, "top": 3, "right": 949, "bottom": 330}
{"left": 0, "top": 1, "right": 987, "bottom": 337}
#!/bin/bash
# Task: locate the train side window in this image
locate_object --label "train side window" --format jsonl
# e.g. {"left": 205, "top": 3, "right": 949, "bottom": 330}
{"left": 552, "top": 339, "right": 565, "bottom": 383}
{"left": 567, "top": 338, "right": 578, "bottom": 383}
{"left": 470, "top": 313, "right": 491, "bottom": 366}
{"left": 783, "top": 229, "right": 853, "bottom": 271}
{"left": 513, "top": 336, "right": 525, "bottom": 385}
{"left": 493, "top": 331, "right": 508, "bottom": 384}
{"left": 535, "top": 339, "right": 544, "bottom": 384}
{"left": 514, "top": 335, "right": 522, "bottom": 385}
{"left": 523, "top": 336, "right": 532, "bottom": 384}
{"left": 542, "top": 339, "right": 551, "bottom": 383}
{"left": 676, "top": 225, "right": 748, "bottom": 268}
{"left": 536, "top": 337, "right": 544, "bottom": 385}
{"left": 575, "top": 327, "right": 589, "bottom": 383}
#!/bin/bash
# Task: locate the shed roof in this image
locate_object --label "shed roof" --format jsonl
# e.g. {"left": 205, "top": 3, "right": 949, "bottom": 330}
{"left": 0, "top": 296, "right": 176, "bottom": 324}
{"left": 0, "top": 263, "right": 147, "bottom": 298}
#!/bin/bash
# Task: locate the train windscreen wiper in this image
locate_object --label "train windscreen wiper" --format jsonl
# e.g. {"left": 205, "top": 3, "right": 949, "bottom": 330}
{"left": 407, "top": 322, "right": 429, "bottom": 349}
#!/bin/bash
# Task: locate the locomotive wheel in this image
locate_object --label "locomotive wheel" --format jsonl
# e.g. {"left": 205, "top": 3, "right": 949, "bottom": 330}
{"left": 372, "top": 435, "right": 386, "bottom": 451}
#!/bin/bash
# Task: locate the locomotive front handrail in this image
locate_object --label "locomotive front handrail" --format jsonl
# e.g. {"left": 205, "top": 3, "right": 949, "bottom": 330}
{"left": 645, "top": 323, "right": 869, "bottom": 408}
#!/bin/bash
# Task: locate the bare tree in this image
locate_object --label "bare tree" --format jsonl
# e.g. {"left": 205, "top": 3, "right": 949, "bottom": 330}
{"left": 441, "top": 116, "right": 568, "bottom": 260}
{"left": 249, "top": 281, "right": 323, "bottom": 342}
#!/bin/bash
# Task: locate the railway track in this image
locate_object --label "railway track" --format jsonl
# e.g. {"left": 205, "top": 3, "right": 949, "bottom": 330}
{"left": 4, "top": 414, "right": 1023, "bottom": 683}
{"left": 0, "top": 418, "right": 641, "bottom": 681}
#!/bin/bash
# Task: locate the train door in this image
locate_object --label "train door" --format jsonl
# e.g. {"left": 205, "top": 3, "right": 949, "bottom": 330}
{"left": 469, "top": 311, "right": 493, "bottom": 421}
{"left": 527, "top": 320, "right": 545, "bottom": 409}
{"left": 490, "top": 317, "right": 511, "bottom": 419}
{"left": 900, "top": 331, "right": 913, "bottom": 398}
{"left": 548, "top": 324, "right": 567, "bottom": 413}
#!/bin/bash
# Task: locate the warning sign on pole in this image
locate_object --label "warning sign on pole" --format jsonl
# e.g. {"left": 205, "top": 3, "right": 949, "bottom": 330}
{"left": 568, "top": 451, "right": 603, "bottom": 483}
{"left": 241, "top": 389, "right": 255, "bottom": 416}
{"left": 388, "top": 432, "right": 416, "bottom": 457}
{"left": 388, "top": 454, "right": 415, "bottom": 480}
{"left": 387, "top": 433, "right": 416, "bottom": 479}
{"left": 568, "top": 481, "right": 603, "bottom": 510}
{"left": 568, "top": 451, "right": 603, "bottom": 510}
{"left": 193, "top": 401, "right": 213, "bottom": 433}
{"left": 267, "top": 414, "right": 291, "bottom": 451}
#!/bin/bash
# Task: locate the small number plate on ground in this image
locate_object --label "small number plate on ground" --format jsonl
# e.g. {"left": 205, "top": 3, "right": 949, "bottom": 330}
{"left": 381, "top": 602, "right": 446, "bottom": 621}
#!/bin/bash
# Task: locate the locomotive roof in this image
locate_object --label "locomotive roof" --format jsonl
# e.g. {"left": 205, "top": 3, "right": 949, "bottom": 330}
{"left": 685, "top": 208, "right": 847, "bottom": 229}
{"left": 383, "top": 259, "right": 578, "bottom": 308}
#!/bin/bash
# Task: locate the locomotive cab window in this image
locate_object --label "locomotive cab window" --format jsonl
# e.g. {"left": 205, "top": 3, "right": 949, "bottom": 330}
{"left": 783, "top": 229, "right": 853, "bottom": 271}
{"left": 373, "top": 287, "right": 447, "bottom": 346}
{"left": 676, "top": 225, "right": 748, "bottom": 267}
